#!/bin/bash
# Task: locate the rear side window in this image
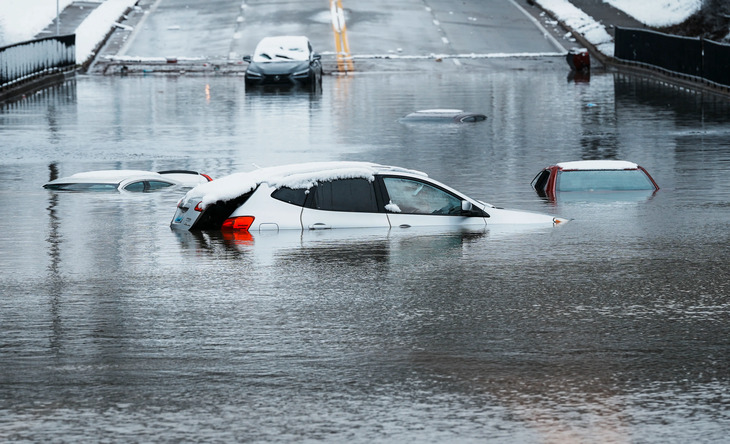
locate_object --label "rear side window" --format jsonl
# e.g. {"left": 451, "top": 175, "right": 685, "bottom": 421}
{"left": 532, "top": 170, "right": 550, "bottom": 191}
{"left": 147, "top": 180, "right": 174, "bottom": 190}
{"left": 271, "top": 187, "right": 308, "bottom": 206}
{"left": 123, "top": 181, "right": 146, "bottom": 192}
{"left": 310, "top": 178, "right": 378, "bottom": 212}
{"left": 122, "top": 180, "right": 175, "bottom": 192}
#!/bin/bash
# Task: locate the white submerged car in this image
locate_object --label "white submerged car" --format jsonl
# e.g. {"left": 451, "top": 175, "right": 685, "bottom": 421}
{"left": 170, "top": 162, "right": 568, "bottom": 232}
{"left": 44, "top": 170, "right": 212, "bottom": 192}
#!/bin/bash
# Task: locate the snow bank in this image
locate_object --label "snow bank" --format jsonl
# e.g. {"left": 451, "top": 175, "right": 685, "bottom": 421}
{"left": 534, "top": 0, "right": 614, "bottom": 57}
{"left": 0, "top": 0, "right": 74, "bottom": 45}
{"left": 604, "top": 0, "right": 702, "bottom": 28}
{"left": 0, "top": 0, "right": 135, "bottom": 64}
{"left": 533, "top": 0, "right": 701, "bottom": 58}
{"left": 75, "top": 0, "right": 137, "bottom": 64}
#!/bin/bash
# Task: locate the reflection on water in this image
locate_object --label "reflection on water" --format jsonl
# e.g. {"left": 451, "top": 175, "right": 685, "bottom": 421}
{"left": 1, "top": 70, "right": 729, "bottom": 442}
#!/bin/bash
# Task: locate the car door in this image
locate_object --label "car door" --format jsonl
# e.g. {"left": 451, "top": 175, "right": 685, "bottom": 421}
{"left": 379, "top": 176, "right": 488, "bottom": 228}
{"left": 300, "top": 178, "right": 390, "bottom": 229}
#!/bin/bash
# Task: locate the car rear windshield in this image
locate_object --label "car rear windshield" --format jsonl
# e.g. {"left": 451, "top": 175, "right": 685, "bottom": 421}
{"left": 557, "top": 170, "right": 655, "bottom": 192}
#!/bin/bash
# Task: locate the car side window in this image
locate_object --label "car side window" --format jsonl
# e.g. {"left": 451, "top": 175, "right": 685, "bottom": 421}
{"left": 310, "top": 178, "right": 378, "bottom": 212}
{"left": 532, "top": 170, "right": 551, "bottom": 191}
{"left": 271, "top": 187, "right": 308, "bottom": 207}
{"left": 147, "top": 180, "right": 174, "bottom": 190}
{"left": 382, "top": 177, "right": 461, "bottom": 215}
{"left": 123, "top": 181, "right": 146, "bottom": 192}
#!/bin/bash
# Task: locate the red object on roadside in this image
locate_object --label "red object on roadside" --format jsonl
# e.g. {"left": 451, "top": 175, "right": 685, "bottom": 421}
{"left": 567, "top": 48, "right": 590, "bottom": 71}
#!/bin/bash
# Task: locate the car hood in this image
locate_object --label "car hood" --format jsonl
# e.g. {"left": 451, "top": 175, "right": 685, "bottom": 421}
{"left": 248, "top": 61, "right": 309, "bottom": 75}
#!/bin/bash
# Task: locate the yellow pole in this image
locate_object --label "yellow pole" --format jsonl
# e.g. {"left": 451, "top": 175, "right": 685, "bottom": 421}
{"left": 331, "top": 0, "right": 353, "bottom": 73}
{"left": 337, "top": 0, "right": 354, "bottom": 71}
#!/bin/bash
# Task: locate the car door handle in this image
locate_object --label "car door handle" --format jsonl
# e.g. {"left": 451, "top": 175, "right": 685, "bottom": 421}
{"left": 309, "top": 223, "right": 331, "bottom": 230}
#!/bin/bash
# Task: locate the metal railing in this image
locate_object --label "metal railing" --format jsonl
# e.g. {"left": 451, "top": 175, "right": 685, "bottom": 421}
{"left": 615, "top": 27, "right": 730, "bottom": 88}
{"left": 1, "top": 34, "right": 76, "bottom": 90}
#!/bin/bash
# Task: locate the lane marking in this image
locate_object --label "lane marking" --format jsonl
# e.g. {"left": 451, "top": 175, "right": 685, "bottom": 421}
{"left": 508, "top": 0, "right": 566, "bottom": 52}
{"left": 118, "top": 0, "right": 164, "bottom": 56}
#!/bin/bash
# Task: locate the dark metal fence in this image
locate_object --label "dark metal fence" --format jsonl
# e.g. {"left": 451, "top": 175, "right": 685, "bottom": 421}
{"left": 703, "top": 39, "right": 730, "bottom": 87}
{"left": 1, "top": 34, "right": 76, "bottom": 90}
{"left": 615, "top": 27, "right": 730, "bottom": 87}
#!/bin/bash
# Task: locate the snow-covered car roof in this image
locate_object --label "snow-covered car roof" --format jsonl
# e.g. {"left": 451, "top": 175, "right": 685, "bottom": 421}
{"left": 187, "top": 162, "right": 428, "bottom": 210}
{"left": 252, "top": 36, "right": 311, "bottom": 62}
{"left": 555, "top": 160, "right": 640, "bottom": 170}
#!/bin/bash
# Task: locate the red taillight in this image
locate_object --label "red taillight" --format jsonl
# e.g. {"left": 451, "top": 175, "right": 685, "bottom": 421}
{"left": 221, "top": 216, "right": 255, "bottom": 231}
{"left": 194, "top": 201, "right": 204, "bottom": 212}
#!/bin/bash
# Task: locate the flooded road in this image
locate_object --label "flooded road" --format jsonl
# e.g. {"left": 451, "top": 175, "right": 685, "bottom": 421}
{"left": 1, "top": 65, "right": 729, "bottom": 442}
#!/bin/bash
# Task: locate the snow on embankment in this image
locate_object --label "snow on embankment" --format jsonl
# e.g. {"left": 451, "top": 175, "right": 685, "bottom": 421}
{"left": 0, "top": 0, "right": 74, "bottom": 45}
{"left": 75, "top": 0, "right": 137, "bottom": 64}
{"left": 533, "top": 0, "right": 614, "bottom": 57}
{"left": 604, "top": 0, "right": 702, "bottom": 28}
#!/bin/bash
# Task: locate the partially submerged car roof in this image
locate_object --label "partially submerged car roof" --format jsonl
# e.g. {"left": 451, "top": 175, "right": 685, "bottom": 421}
{"left": 44, "top": 170, "right": 211, "bottom": 187}
{"left": 46, "top": 170, "right": 166, "bottom": 185}
{"left": 555, "top": 160, "right": 641, "bottom": 170}
{"left": 401, "top": 109, "right": 487, "bottom": 123}
{"left": 186, "top": 162, "right": 428, "bottom": 210}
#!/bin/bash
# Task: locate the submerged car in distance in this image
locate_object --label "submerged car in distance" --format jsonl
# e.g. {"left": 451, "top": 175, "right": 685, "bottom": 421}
{"left": 171, "top": 162, "right": 567, "bottom": 233}
{"left": 531, "top": 160, "right": 659, "bottom": 200}
{"left": 400, "top": 109, "right": 487, "bottom": 123}
{"left": 243, "top": 36, "right": 322, "bottom": 88}
{"left": 44, "top": 170, "right": 212, "bottom": 192}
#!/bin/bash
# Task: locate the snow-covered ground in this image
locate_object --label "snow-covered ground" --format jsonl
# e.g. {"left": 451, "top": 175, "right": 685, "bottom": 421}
{"left": 0, "top": 0, "right": 702, "bottom": 63}
{"left": 0, "top": 0, "right": 75, "bottom": 45}
{"left": 0, "top": 0, "right": 136, "bottom": 64}
{"left": 532, "top": 0, "right": 701, "bottom": 57}
{"left": 604, "top": 0, "right": 702, "bottom": 27}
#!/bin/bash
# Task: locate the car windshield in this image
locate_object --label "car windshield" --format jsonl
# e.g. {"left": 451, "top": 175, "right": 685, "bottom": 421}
{"left": 556, "top": 169, "right": 655, "bottom": 191}
{"left": 253, "top": 41, "right": 308, "bottom": 62}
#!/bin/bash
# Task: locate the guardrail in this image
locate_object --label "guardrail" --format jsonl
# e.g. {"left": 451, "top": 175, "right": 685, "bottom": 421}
{"left": 614, "top": 27, "right": 730, "bottom": 89}
{"left": 1, "top": 34, "right": 76, "bottom": 91}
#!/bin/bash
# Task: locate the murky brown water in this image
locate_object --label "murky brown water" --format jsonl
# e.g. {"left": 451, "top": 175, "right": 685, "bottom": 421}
{"left": 1, "top": 67, "right": 729, "bottom": 442}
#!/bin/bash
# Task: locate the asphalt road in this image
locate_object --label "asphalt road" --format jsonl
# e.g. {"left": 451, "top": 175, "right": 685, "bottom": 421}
{"left": 90, "top": 0, "right": 576, "bottom": 74}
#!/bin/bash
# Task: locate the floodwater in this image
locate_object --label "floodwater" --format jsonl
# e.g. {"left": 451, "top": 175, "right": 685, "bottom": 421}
{"left": 1, "top": 64, "right": 729, "bottom": 442}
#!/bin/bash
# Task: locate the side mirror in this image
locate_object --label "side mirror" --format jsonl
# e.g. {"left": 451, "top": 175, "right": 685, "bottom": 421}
{"left": 243, "top": 55, "right": 252, "bottom": 63}
{"left": 462, "top": 200, "right": 490, "bottom": 217}
{"left": 313, "top": 53, "right": 322, "bottom": 61}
